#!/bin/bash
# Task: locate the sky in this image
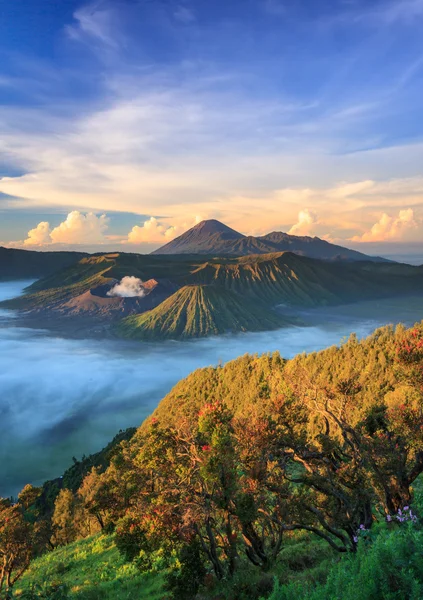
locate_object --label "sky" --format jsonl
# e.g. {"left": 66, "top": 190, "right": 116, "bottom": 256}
{"left": 1, "top": 0, "right": 423, "bottom": 259}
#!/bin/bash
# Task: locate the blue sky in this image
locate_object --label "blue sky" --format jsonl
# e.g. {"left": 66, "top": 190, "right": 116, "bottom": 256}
{"left": 1, "top": 0, "right": 423, "bottom": 256}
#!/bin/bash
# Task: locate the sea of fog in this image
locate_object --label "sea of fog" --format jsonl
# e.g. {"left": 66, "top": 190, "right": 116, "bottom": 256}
{"left": 0, "top": 279, "right": 422, "bottom": 497}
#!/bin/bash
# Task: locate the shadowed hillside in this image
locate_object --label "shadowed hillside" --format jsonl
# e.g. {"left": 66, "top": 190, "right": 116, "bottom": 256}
{"left": 0, "top": 247, "right": 87, "bottom": 281}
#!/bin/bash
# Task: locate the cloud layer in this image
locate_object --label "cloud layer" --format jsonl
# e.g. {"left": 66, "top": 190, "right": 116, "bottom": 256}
{"left": 288, "top": 209, "right": 319, "bottom": 236}
{"left": 127, "top": 217, "right": 178, "bottom": 244}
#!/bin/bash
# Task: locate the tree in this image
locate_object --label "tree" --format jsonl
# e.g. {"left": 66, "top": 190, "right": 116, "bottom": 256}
{"left": 0, "top": 498, "right": 33, "bottom": 597}
{"left": 52, "top": 489, "right": 79, "bottom": 546}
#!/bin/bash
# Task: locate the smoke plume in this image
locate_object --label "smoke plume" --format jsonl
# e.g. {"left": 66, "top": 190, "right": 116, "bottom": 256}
{"left": 107, "top": 276, "right": 146, "bottom": 298}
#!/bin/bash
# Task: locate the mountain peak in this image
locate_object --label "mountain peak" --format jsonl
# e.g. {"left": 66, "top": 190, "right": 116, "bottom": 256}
{"left": 151, "top": 219, "right": 390, "bottom": 262}
{"left": 191, "top": 219, "right": 242, "bottom": 236}
{"left": 151, "top": 219, "right": 244, "bottom": 255}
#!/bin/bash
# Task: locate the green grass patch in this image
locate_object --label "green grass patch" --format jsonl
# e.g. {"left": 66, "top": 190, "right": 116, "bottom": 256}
{"left": 15, "top": 535, "right": 166, "bottom": 600}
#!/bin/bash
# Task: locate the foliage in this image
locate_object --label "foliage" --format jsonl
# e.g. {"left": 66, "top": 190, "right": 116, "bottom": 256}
{"left": 164, "top": 540, "right": 206, "bottom": 600}
{"left": 14, "top": 535, "right": 165, "bottom": 600}
{"left": 266, "top": 520, "right": 423, "bottom": 600}
{"left": 0, "top": 487, "right": 45, "bottom": 598}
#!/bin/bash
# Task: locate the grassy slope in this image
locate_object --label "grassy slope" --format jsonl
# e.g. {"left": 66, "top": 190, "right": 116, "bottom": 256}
{"left": 186, "top": 252, "right": 423, "bottom": 306}
{"left": 3, "top": 251, "right": 423, "bottom": 314}
{"left": 16, "top": 530, "right": 337, "bottom": 600}
{"left": 116, "top": 284, "right": 290, "bottom": 340}
{"left": 16, "top": 534, "right": 165, "bottom": 600}
{"left": 0, "top": 257, "right": 116, "bottom": 310}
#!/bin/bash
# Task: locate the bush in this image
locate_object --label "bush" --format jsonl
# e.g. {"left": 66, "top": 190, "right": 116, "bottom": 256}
{"left": 114, "top": 516, "right": 152, "bottom": 562}
{"left": 164, "top": 541, "right": 206, "bottom": 600}
{"left": 266, "top": 524, "right": 423, "bottom": 600}
{"left": 16, "top": 583, "right": 69, "bottom": 599}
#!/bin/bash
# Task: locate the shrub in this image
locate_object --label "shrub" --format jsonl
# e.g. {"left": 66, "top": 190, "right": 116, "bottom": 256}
{"left": 164, "top": 541, "right": 206, "bottom": 600}
{"left": 266, "top": 524, "right": 423, "bottom": 600}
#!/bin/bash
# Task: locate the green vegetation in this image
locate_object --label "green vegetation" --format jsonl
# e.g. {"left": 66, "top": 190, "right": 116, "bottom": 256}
{"left": 2, "top": 322, "right": 423, "bottom": 599}
{"left": 117, "top": 284, "right": 290, "bottom": 340}
{"left": 15, "top": 534, "right": 165, "bottom": 599}
{"left": 2, "top": 247, "right": 423, "bottom": 340}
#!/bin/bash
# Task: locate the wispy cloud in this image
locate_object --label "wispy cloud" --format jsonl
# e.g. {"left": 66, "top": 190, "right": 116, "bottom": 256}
{"left": 173, "top": 5, "right": 196, "bottom": 24}
{"left": 65, "top": 0, "right": 123, "bottom": 49}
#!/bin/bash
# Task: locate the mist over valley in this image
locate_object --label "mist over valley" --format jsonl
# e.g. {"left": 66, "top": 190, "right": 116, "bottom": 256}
{"left": 1, "top": 278, "right": 422, "bottom": 498}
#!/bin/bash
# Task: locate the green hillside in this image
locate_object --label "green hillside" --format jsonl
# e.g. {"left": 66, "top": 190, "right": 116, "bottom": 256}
{"left": 116, "top": 284, "right": 290, "bottom": 340}
{"left": 4, "top": 322, "right": 423, "bottom": 600}
{"left": 5, "top": 250, "right": 423, "bottom": 314}
{"left": 185, "top": 252, "right": 423, "bottom": 306}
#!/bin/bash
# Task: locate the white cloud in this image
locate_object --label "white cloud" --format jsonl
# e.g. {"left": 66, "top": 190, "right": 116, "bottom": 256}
{"left": 23, "top": 211, "right": 109, "bottom": 247}
{"left": 50, "top": 211, "right": 109, "bottom": 244}
{"left": 24, "top": 222, "right": 51, "bottom": 247}
{"left": 127, "top": 217, "right": 179, "bottom": 244}
{"left": 351, "top": 208, "right": 419, "bottom": 242}
{"left": 288, "top": 209, "right": 319, "bottom": 236}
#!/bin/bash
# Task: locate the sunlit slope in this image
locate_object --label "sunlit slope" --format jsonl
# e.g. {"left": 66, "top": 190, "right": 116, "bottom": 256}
{"left": 185, "top": 252, "right": 423, "bottom": 306}
{"left": 16, "top": 534, "right": 165, "bottom": 600}
{"left": 135, "top": 322, "right": 412, "bottom": 431}
{"left": 117, "top": 284, "right": 290, "bottom": 340}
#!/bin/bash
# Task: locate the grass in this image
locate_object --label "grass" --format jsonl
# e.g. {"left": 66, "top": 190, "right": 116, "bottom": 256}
{"left": 116, "top": 284, "right": 290, "bottom": 340}
{"left": 15, "top": 535, "right": 166, "bottom": 600}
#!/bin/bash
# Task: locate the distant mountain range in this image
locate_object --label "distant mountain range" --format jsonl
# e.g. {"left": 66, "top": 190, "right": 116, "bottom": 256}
{"left": 2, "top": 250, "right": 423, "bottom": 341}
{"left": 0, "top": 247, "right": 87, "bottom": 281}
{"left": 152, "top": 219, "right": 390, "bottom": 262}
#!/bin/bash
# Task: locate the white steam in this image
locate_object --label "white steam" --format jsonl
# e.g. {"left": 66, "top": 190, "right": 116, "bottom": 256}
{"left": 107, "top": 276, "right": 146, "bottom": 298}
